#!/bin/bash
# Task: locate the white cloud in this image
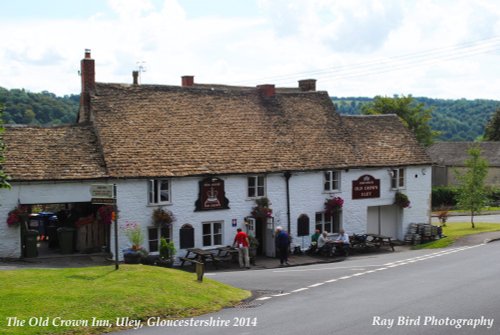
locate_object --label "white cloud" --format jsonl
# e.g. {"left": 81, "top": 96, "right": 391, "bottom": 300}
{"left": 1, "top": 0, "right": 500, "bottom": 99}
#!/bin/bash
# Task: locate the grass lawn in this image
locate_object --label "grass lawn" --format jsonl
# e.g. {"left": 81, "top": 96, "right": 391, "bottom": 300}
{"left": 412, "top": 222, "right": 500, "bottom": 249}
{"left": 0, "top": 265, "right": 250, "bottom": 335}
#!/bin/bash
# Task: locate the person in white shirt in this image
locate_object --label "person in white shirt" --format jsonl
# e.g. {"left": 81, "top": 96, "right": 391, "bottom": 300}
{"left": 335, "top": 229, "right": 350, "bottom": 256}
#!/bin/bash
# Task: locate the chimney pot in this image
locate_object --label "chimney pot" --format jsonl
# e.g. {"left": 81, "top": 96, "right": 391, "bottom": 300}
{"left": 298, "top": 79, "right": 316, "bottom": 92}
{"left": 132, "top": 71, "right": 139, "bottom": 85}
{"left": 182, "top": 75, "right": 194, "bottom": 87}
{"left": 84, "top": 48, "right": 91, "bottom": 59}
{"left": 257, "top": 84, "right": 276, "bottom": 97}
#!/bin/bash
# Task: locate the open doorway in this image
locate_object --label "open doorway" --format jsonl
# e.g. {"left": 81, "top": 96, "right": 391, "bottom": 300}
{"left": 21, "top": 202, "right": 111, "bottom": 258}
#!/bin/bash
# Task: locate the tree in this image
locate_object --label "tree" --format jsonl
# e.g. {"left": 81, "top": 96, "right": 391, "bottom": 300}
{"left": 0, "top": 102, "right": 11, "bottom": 190}
{"left": 454, "top": 146, "right": 489, "bottom": 228}
{"left": 484, "top": 108, "right": 500, "bottom": 141}
{"left": 361, "top": 94, "right": 437, "bottom": 146}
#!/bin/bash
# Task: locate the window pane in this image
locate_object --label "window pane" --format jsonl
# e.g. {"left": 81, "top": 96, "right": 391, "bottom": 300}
{"left": 332, "top": 171, "right": 339, "bottom": 190}
{"left": 257, "top": 176, "right": 264, "bottom": 187}
{"left": 315, "top": 212, "right": 322, "bottom": 224}
{"left": 213, "top": 234, "right": 222, "bottom": 245}
{"left": 325, "top": 223, "right": 332, "bottom": 233}
{"left": 203, "top": 235, "right": 211, "bottom": 247}
{"left": 160, "top": 227, "right": 171, "bottom": 241}
{"left": 391, "top": 170, "right": 397, "bottom": 189}
{"left": 202, "top": 223, "right": 211, "bottom": 235}
{"left": 248, "top": 177, "right": 255, "bottom": 187}
{"left": 148, "top": 227, "right": 158, "bottom": 240}
{"left": 324, "top": 171, "right": 331, "bottom": 191}
{"left": 148, "top": 180, "right": 154, "bottom": 204}
{"left": 148, "top": 227, "right": 158, "bottom": 252}
{"left": 399, "top": 169, "right": 405, "bottom": 187}
{"left": 213, "top": 222, "right": 222, "bottom": 234}
{"left": 160, "top": 180, "right": 169, "bottom": 202}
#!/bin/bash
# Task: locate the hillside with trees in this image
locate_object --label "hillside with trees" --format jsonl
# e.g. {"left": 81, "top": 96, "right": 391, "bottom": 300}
{"left": 0, "top": 87, "right": 79, "bottom": 125}
{"left": 333, "top": 96, "right": 499, "bottom": 142}
{"left": 0, "top": 87, "right": 498, "bottom": 142}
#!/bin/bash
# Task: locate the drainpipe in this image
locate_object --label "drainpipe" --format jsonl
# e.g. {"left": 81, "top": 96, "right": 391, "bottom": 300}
{"left": 284, "top": 171, "right": 292, "bottom": 233}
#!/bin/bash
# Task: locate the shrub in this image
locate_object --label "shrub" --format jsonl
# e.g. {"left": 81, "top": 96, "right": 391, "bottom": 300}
{"left": 432, "top": 186, "right": 458, "bottom": 208}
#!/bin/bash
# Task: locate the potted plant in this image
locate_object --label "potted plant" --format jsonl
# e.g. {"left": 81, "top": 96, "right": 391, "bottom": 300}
{"left": 395, "top": 191, "right": 411, "bottom": 208}
{"left": 248, "top": 235, "right": 259, "bottom": 265}
{"left": 152, "top": 207, "right": 174, "bottom": 227}
{"left": 122, "top": 222, "right": 148, "bottom": 264}
{"left": 158, "top": 237, "right": 176, "bottom": 267}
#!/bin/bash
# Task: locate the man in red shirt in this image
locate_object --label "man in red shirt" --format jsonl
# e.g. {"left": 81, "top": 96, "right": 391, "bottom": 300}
{"left": 233, "top": 228, "right": 250, "bottom": 269}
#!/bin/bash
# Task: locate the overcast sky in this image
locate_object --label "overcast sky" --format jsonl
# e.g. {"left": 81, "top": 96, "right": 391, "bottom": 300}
{"left": 2, "top": 0, "right": 500, "bottom": 99}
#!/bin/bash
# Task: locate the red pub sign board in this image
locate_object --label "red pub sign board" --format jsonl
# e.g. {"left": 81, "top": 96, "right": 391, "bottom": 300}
{"left": 352, "top": 175, "right": 380, "bottom": 199}
{"left": 195, "top": 177, "right": 230, "bottom": 211}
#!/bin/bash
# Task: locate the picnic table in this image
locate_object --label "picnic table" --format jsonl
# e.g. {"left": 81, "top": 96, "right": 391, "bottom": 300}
{"left": 216, "top": 246, "right": 239, "bottom": 262}
{"left": 179, "top": 248, "right": 222, "bottom": 269}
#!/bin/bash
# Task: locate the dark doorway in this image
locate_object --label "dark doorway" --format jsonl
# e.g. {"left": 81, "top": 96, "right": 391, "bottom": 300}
{"left": 255, "top": 217, "right": 264, "bottom": 255}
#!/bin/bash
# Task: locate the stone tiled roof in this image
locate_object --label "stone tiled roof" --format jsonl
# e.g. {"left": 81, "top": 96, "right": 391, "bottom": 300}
{"left": 341, "top": 115, "right": 432, "bottom": 167}
{"left": 3, "top": 125, "right": 107, "bottom": 181}
{"left": 91, "top": 83, "right": 357, "bottom": 177}
{"left": 2, "top": 82, "right": 432, "bottom": 182}
{"left": 427, "top": 142, "right": 500, "bottom": 167}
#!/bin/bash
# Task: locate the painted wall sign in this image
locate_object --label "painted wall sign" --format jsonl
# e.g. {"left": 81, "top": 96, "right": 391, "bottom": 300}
{"left": 195, "top": 177, "right": 230, "bottom": 211}
{"left": 352, "top": 175, "right": 380, "bottom": 199}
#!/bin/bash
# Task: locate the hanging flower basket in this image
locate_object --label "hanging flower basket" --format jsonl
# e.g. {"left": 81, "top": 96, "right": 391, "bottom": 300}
{"left": 97, "top": 205, "right": 114, "bottom": 225}
{"left": 251, "top": 197, "right": 273, "bottom": 219}
{"left": 395, "top": 191, "right": 411, "bottom": 208}
{"left": 152, "top": 208, "right": 174, "bottom": 227}
{"left": 6, "top": 205, "right": 29, "bottom": 227}
{"left": 324, "top": 196, "right": 344, "bottom": 217}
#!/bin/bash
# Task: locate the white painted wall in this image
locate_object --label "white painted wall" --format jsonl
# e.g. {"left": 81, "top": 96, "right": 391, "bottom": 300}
{"left": 0, "top": 165, "right": 431, "bottom": 258}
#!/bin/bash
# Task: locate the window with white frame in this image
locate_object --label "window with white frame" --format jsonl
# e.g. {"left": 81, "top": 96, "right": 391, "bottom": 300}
{"left": 148, "top": 226, "right": 171, "bottom": 252}
{"left": 391, "top": 168, "right": 405, "bottom": 189}
{"left": 148, "top": 179, "right": 171, "bottom": 205}
{"left": 324, "top": 170, "right": 340, "bottom": 192}
{"left": 315, "top": 212, "right": 341, "bottom": 234}
{"left": 202, "top": 221, "right": 223, "bottom": 247}
{"left": 247, "top": 175, "right": 265, "bottom": 198}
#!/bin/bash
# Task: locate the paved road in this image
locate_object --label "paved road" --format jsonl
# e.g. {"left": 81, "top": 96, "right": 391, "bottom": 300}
{"left": 115, "top": 241, "right": 500, "bottom": 335}
{"left": 431, "top": 214, "right": 500, "bottom": 224}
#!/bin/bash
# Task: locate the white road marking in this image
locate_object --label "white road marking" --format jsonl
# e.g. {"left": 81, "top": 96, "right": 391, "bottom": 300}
{"left": 248, "top": 245, "right": 486, "bottom": 303}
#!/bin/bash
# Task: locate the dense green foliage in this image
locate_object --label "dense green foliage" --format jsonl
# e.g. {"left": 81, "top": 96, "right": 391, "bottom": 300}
{"left": 333, "top": 96, "right": 500, "bottom": 142}
{"left": 360, "top": 95, "right": 436, "bottom": 146}
{"left": 484, "top": 108, "right": 500, "bottom": 141}
{"left": 432, "top": 186, "right": 459, "bottom": 208}
{"left": 432, "top": 186, "right": 500, "bottom": 209}
{"left": 0, "top": 87, "right": 79, "bottom": 125}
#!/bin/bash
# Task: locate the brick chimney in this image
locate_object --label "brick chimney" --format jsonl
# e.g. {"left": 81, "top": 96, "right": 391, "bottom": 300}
{"left": 181, "top": 75, "right": 194, "bottom": 87}
{"left": 298, "top": 79, "right": 316, "bottom": 92}
{"left": 78, "top": 49, "right": 95, "bottom": 123}
{"left": 257, "top": 84, "right": 275, "bottom": 97}
{"left": 132, "top": 71, "right": 139, "bottom": 85}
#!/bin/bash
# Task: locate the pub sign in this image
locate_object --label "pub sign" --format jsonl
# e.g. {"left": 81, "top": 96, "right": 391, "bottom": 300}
{"left": 352, "top": 175, "right": 380, "bottom": 199}
{"left": 195, "top": 177, "right": 230, "bottom": 211}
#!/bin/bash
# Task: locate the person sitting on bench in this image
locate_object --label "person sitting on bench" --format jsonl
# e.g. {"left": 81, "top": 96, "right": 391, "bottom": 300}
{"left": 334, "top": 229, "right": 350, "bottom": 256}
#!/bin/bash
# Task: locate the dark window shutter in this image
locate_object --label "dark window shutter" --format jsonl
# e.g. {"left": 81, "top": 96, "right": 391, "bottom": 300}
{"left": 180, "top": 224, "right": 194, "bottom": 249}
{"left": 297, "top": 214, "right": 310, "bottom": 237}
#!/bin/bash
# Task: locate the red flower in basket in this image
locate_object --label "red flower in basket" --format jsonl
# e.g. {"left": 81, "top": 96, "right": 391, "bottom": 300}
{"left": 324, "top": 197, "right": 344, "bottom": 216}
